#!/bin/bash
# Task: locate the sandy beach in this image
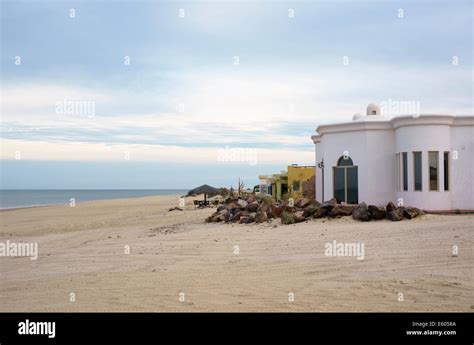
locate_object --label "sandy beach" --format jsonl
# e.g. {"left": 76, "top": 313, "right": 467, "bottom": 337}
{"left": 0, "top": 194, "right": 472, "bottom": 312}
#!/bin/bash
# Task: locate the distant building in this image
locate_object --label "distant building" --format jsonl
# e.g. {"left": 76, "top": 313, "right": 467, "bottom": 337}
{"left": 257, "top": 165, "right": 315, "bottom": 201}
{"left": 254, "top": 175, "right": 272, "bottom": 195}
{"left": 311, "top": 104, "right": 474, "bottom": 211}
{"left": 287, "top": 164, "right": 315, "bottom": 198}
{"left": 269, "top": 171, "right": 288, "bottom": 201}
{"left": 255, "top": 173, "right": 287, "bottom": 200}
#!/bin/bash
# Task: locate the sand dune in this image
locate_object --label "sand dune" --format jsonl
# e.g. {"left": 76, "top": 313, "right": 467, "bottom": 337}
{"left": 0, "top": 195, "right": 472, "bottom": 311}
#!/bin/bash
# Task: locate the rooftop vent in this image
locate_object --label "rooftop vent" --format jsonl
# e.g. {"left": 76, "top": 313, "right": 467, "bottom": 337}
{"left": 367, "top": 103, "right": 381, "bottom": 116}
{"left": 352, "top": 113, "right": 362, "bottom": 120}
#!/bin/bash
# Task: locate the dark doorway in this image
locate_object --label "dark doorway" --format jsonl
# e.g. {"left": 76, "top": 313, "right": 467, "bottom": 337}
{"left": 333, "top": 156, "right": 358, "bottom": 204}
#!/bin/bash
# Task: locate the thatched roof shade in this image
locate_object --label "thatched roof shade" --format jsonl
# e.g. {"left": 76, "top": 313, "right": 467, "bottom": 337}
{"left": 186, "top": 184, "right": 220, "bottom": 197}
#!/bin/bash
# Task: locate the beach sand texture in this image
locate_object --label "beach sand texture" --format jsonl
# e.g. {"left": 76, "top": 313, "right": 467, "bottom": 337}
{"left": 0, "top": 195, "right": 473, "bottom": 312}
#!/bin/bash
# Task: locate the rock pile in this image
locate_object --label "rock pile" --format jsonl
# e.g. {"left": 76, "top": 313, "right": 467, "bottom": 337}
{"left": 206, "top": 195, "right": 275, "bottom": 224}
{"left": 205, "top": 196, "right": 424, "bottom": 225}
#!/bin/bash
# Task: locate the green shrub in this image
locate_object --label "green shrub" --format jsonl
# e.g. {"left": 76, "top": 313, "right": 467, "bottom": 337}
{"left": 281, "top": 211, "right": 295, "bottom": 224}
{"left": 256, "top": 194, "right": 275, "bottom": 206}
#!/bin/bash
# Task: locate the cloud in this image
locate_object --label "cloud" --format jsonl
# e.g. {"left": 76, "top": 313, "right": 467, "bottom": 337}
{"left": 0, "top": 84, "right": 111, "bottom": 115}
{"left": 1, "top": 62, "right": 471, "bottom": 163}
{"left": 0, "top": 139, "right": 314, "bottom": 165}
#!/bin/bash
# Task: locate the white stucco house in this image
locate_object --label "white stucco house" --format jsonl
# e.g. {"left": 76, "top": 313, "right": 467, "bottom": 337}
{"left": 311, "top": 104, "right": 474, "bottom": 211}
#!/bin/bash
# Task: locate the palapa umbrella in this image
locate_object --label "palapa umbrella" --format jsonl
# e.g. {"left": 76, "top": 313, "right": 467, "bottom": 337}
{"left": 186, "top": 184, "right": 220, "bottom": 204}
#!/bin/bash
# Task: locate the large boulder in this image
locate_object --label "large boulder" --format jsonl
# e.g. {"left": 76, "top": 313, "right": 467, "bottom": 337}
{"left": 227, "top": 202, "right": 239, "bottom": 211}
{"left": 231, "top": 211, "right": 242, "bottom": 222}
{"left": 247, "top": 201, "right": 259, "bottom": 212}
{"left": 239, "top": 216, "right": 253, "bottom": 224}
{"left": 403, "top": 207, "right": 420, "bottom": 220}
{"left": 352, "top": 202, "right": 370, "bottom": 221}
{"left": 240, "top": 212, "right": 256, "bottom": 224}
{"left": 303, "top": 205, "right": 319, "bottom": 218}
{"left": 387, "top": 208, "right": 404, "bottom": 221}
{"left": 294, "top": 211, "right": 306, "bottom": 223}
{"left": 320, "top": 198, "right": 337, "bottom": 212}
{"left": 312, "top": 208, "right": 327, "bottom": 219}
{"left": 207, "top": 208, "right": 232, "bottom": 222}
{"left": 414, "top": 207, "right": 425, "bottom": 216}
{"left": 271, "top": 204, "right": 284, "bottom": 218}
{"left": 246, "top": 195, "right": 257, "bottom": 203}
{"left": 295, "top": 197, "right": 311, "bottom": 209}
{"left": 237, "top": 199, "right": 248, "bottom": 209}
{"left": 368, "top": 205, "right": 386, "bottom": 220}
{"left": 386, "top": 201, "right": 397, "bottom": 213}
{"left": 255, "top": 210, "right": 268, "bottom": 223}
{"left": 329, "top": 205, "right": 353, "bottom": 218}
{"left": 212, "top": 213, "right": 226, "bottom": 222}
{"left": 215, "top": 208, "right": 231, "bottom": 222}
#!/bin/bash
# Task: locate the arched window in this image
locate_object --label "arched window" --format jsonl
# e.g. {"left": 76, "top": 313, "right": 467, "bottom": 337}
{"left": 333, "top": 155, "right": 358, "bottom": 204}
{"left": 337, "top": 156, "right": 354, "bottom": 167}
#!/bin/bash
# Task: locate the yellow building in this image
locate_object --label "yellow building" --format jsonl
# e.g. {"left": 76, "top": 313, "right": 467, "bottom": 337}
{"left": 260, "top": 165, "right": 315, "bottom": 201}
{"left": 287, "top": 164, "right": 315, "bottom": 198}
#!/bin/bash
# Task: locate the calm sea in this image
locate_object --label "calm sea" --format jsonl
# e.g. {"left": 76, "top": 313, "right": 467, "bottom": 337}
{"left": 0, "top": 190, "right": 188, "bottom": 210}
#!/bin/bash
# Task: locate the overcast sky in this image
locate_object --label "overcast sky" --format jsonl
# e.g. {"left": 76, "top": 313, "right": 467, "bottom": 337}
{"left": 1, "top": 0, "right": 472, "bottom": 189}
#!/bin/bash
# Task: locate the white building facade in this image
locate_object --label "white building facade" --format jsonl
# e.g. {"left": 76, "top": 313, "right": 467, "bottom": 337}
{"left": 311, "top": 104, "right": 474, "bottom": 211}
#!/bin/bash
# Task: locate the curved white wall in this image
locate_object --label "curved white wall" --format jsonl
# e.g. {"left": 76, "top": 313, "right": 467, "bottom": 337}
{"left": 316, "top": 129, "right": 394, "bottom": 205}
{"left": 451, "top": 126, "right": 474, "bottom": 210}
{"left": 395, "top": 125, "right": 452, "bottom": 210}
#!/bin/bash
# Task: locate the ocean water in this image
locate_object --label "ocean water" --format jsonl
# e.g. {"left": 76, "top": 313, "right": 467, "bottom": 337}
{"left": 0, "top": 190, "right": 188, "bottom": 209}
